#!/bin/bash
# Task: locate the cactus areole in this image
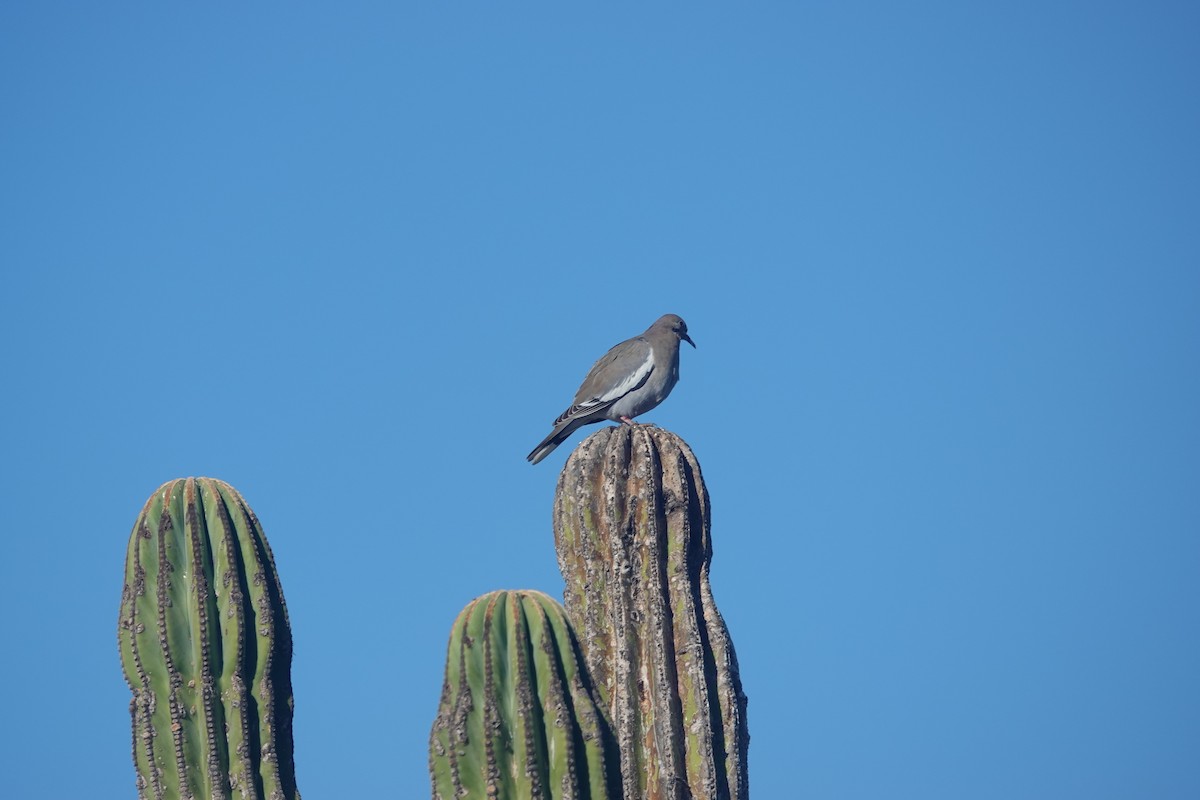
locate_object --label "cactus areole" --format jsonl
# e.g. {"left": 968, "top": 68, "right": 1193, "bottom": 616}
{"left": 118, "top": 477, "right": 300, "bottom": 800}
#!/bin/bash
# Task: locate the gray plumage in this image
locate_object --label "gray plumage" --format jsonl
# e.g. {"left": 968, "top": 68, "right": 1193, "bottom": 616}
{"left": 527, "top": 313, "right": 696, "bottom": 465}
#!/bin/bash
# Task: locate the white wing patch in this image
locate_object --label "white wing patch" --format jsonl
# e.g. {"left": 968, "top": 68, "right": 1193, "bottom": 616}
{"left": 553, "top": 349, "right": 655, "bottom": 426}
{"left": 594, "top": 351, "right": 654, "bottom": 403}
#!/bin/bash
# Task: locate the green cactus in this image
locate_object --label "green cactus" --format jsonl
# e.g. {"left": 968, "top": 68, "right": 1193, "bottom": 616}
{"left": 429, "top": 589, "right": 621, "bottom": 800}
{"left": 554, "top": 426, "right": 750, "bottom": 800}
{"left": 117, "top": 477, "right": 300, "bottom": 800}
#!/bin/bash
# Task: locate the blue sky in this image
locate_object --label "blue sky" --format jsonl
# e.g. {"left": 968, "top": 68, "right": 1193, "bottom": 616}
{"left": 2, "top": 3, "right": 1198, "bottom": 798}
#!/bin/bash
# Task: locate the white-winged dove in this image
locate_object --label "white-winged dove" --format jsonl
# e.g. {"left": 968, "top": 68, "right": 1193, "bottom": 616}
{"left": 527, "top": 314, "right": 696, "bottom": 465}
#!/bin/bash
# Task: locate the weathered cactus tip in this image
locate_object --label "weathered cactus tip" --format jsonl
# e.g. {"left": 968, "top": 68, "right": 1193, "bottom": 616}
{"left": 563, "top": 424, "right": 698, "bottom": 470}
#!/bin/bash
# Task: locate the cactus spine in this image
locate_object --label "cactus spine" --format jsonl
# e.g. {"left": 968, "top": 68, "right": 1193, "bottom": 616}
{"left": 554, "top": 426, "right": 750, "bottom": 800}
{"left": 117, "top": 478, "right": 300, "bottom": 800}
{"left": 430, "top": 589, "right": 621, "bottom": 800}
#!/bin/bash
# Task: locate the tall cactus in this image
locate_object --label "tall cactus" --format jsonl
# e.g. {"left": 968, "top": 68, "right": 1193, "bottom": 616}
{"left": 117, "top": 477, "right": 300, "bottom": 800}
{"left": 430, "top": 589, "right": 621, "bottom": 800}
{"left": 554, "top": 426, "right": 749, "bottom": 800}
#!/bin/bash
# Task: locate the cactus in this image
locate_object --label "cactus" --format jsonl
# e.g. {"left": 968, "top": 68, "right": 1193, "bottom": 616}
{"left": 117, "top": 477, "right": 300, "bottom": 800}
{"left": 553, "top": 426, "right": 749, "bottom": 800}
{"left": 429, "top": 589, "right": 621, "bottom": 800}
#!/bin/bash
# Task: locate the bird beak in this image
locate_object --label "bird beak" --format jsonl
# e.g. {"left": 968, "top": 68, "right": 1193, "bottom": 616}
{"left": 682, "top": 332, "right": 696, "bottom": 348}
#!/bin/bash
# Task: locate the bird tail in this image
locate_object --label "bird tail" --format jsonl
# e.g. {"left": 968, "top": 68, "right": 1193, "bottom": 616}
{"left": 527, "top": 419, "right": 584, "bottom": 465}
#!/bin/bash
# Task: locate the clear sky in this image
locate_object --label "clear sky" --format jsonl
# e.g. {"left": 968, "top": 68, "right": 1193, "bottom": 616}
{"left": 2, "top": 3, "right": 1198, "bottom": 798}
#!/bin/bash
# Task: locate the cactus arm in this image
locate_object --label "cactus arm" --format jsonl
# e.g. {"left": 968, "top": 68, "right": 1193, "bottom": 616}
{"left": 430, "top": 590, "right": 621, "bottom": 799}
{"left": 554, "top": 426, "right": 751, "bottom": 800}
{"left": 117, "top": 478, "right": 300, "bottom": 800}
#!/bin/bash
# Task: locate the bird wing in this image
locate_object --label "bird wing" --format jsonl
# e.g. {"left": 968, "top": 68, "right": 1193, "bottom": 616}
{"left": 552, "top": 336, "right": 654, "bottom": 425}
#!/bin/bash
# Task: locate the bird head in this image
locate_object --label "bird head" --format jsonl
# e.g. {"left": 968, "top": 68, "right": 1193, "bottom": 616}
{"left": 658, "top": 314, "right": 696, "bottom": 348}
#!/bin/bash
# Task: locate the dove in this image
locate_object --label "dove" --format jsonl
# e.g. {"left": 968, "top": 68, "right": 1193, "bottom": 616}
{"left": 527, "top": 314, "right": 695, "bottom": 465}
